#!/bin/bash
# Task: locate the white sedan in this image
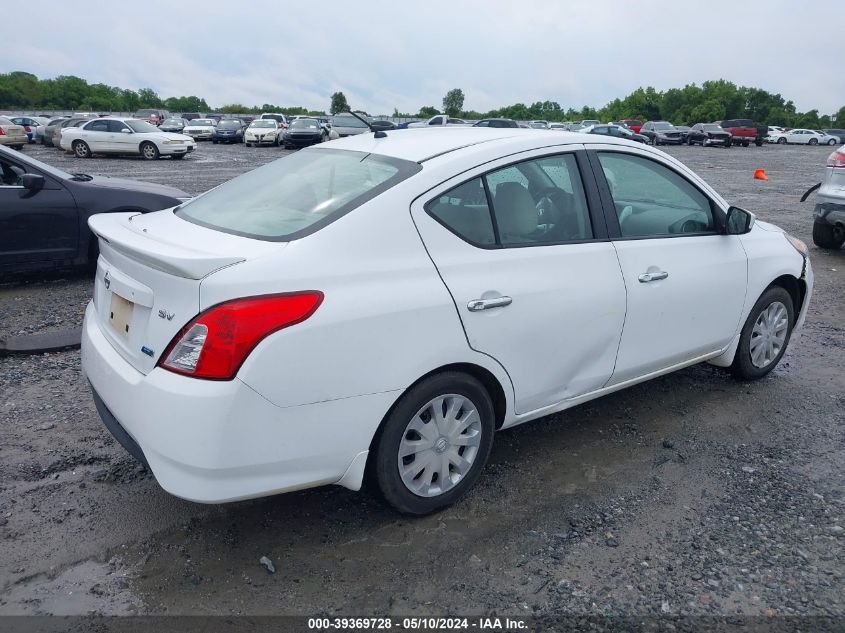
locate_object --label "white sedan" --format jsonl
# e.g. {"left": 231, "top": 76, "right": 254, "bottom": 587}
{"left": 244, "top": 119, "right": 282, "bottom": 146}
{"left": 60, "top": 118, "right": 196, "bottom": 159}
{"left": 182, "top": 118, "right": 217, "bottom": 141}
{"left": 82, "top": 129, "right": 813, "bottom": 515}
{"left": 768, "top": 128, "right": 838, "bottom": 145}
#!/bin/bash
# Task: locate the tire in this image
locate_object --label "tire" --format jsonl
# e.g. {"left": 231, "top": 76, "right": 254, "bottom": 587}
{"left": 140, "top": 142, "right": 159, "bottom": 160}
{"left": 742, "top": 141, "right": 749, "bottom": 147}
{"left": 171, "top": 153, "right": 185, "bottom": 160}
{"left": 725, "top": 139, "right": 732, "bottom": 148}
{"left": 72, "top": 140, "right": 91, "bottom": 158}
{"left": 812, "top": 221, "right": 845, "bottom": 249}
{"left": 688, "top": 137, "right": 695, "bottom": 146}
{"left": 777, "top": 137, "right": 787, "bottom": 144}
{"left": 375, "top": 372, "right": 495, "bottom": 515}
{"left": 245, "top": 142, "right": 251, "bottom": 147}
{"left": 731, "top": 286, "right": 795, "bottom": 380}
{"left": 755, "top": 139, "right": 763, "bottom": 146}
{"left": 212, "top": 140, "right": 218, "bottom": 144}
{"left": 809, "top": 138, "right": 818, "bottom": 146}
{"left": 274, "top": 137, "right": 280, "bottom": 147}
{"left": 828, "top": 139, "right": 837, "bottom": 145}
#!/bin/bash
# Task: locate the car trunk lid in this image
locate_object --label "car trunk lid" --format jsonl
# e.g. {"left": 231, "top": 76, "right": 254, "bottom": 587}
{"left": 89, "top": 210, "right": 284, "bottom": 374}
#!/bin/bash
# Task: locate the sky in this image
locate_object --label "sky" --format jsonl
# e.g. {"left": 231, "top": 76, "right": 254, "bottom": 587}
{"left": 5, "top": 0, "right": 843, "bottom": 116}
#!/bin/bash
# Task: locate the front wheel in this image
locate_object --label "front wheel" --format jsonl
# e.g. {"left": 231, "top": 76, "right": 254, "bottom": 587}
{"left": 731, "top": 287, "right": 795, "bottom": 380}
{"left": 73, "top": 141, "right": 91, "bottom": 158}
{"left": 809, "top": 138, "right": 819, "bottom": 146}
{"left": 777, "top": 137, "right": 787, "bottom": 144}
{"left": 828, "top": 139, "right": 837, "bottom": 145}
{"left": 813, "top": 221, "right": 845, "bottom": 249}
{"left": 140, "top": 142, "right": 160, "bottom": 160}
{"left": 375, "top": 372, "right": 495, "bottom": 515}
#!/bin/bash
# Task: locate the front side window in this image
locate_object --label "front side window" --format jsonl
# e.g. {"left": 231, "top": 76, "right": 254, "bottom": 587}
{"left": 0, "top": 156, "right": 26, "bottom": 186}
{"left": 178, "top": 149, "right": 420, "bottom": 241}
{"left": 126, "top": 120, "right": 160, "bottom": 133}
{"left": 475, "top": 120, "right": 489, "bottom": 127}
{"left": 597, "top": 152, "right": 714, "bottom": 238}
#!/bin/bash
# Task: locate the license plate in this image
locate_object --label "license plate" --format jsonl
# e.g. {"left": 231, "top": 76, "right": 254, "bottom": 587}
{"left": 109, "top": 293, "right": 134, "bottom": 338}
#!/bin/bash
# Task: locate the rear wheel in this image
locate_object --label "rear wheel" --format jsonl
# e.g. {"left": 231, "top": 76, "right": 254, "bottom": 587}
{"left": 813, "top": 221, "right": 845, "bottom": 249}
{"left": 731, "top": 286, "right": 794, "bottom": 380}
{"left": 140, "top": 142, "right": 159, "bottom": 160}
{"left": 777, "top": 137, "right": 787, "bottom": 144}
{"left": 809, "top": 138, "right": 819, "bottom": 146}
{"left": 742, "top": 140, "right": 750, "bottom": 147}
{"left": 375, "top": 372, "right": 495, "bottom": 515}
{"left": 72, "top": 141, "right": 91, "bottom": 158}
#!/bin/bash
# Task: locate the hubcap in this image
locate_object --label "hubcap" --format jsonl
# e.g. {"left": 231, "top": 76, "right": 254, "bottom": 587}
{"left": 398, "top": 394, "right": 482, "bottom": 498}
{"left": 750, "top": 301, "right": 789, "bottom": 368}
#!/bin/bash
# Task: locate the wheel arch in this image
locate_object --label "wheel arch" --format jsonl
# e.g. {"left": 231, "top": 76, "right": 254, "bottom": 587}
{"left": 768, "top": 273, "right": 806, "bottom": 318}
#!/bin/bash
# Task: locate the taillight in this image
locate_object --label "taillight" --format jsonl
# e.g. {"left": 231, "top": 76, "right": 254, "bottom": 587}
{"left": 827, "top": 150, "right": 845, "bottom": 169}
{"left": 0, "top": 127, "right": 5, "bottom": 136}
{"left": 159, "top": 292, "right": 323, "bottom": 380}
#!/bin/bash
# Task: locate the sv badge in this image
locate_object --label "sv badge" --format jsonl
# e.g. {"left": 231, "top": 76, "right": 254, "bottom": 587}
{"left": 158, "top": 309, "right": 175, "bottom": 321}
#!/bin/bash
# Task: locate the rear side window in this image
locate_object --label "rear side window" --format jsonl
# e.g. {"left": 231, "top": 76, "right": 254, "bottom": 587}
{"left": 177, "top": 149, "right": 421, "bottom": 241}
{"left": 427, "top": 178, "right": 495, "bottom": 246}
{"left": 597, "top": 152, "right": 714, "bottom": 237}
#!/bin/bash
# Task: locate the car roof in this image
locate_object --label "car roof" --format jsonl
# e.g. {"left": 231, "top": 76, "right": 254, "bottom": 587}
{"left": 322, "top": 128, "right": 632, "bottom": 163}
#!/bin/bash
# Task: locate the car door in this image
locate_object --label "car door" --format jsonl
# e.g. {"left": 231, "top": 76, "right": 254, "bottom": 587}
{"left": 0, "top": 153, "right": 79, "bottom": 265}
{"left": 80, "top": 119, "right": 112, "bottom": 152}
{"left": 588, "top": 147, "right": 747, "bottom": 384}
{"left": 109, "top": 120, "right": 136, "bottom": 154}
{"left": 411, "top": 148, "right": 627, "bottom": 414}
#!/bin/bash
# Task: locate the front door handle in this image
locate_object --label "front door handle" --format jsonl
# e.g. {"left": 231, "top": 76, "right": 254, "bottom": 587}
{"left": 638, "top": 271, "right": 669, "bottom": 283}
{"left": 467, "top": 296, "right": 513, "bottom": 312}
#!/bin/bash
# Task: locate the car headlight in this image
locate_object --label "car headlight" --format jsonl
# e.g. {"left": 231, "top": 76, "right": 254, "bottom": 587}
{"left": 784, "top": 233, "right": 808, "bottom": 257}
{"left": 163, "top": 139, "right": 183, "bottom": 145}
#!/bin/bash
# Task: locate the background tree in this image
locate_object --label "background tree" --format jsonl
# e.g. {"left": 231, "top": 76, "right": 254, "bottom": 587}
{"left": 442, "top": 88, "right": 465, "bottom": 117}
{"left": 417, "top": 105, "right": 440, "bottom": 118}
{"left": 330, "top": 91, "right": 350, "bottom": 114}
{"left": 137, "top": 87, "right": 163, "bottom": 108}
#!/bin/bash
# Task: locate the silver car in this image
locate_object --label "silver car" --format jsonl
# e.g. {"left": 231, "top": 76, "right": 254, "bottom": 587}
{"left": 812, "top": 145, "right": 845, "bottom": 249}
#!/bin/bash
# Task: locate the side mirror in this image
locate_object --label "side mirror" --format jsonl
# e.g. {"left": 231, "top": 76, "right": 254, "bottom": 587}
{"left": 725, "top": 206, "right": 756, "bottom": 235}
{"left": 20, "top": 173, "right": 45, "bottom": 196}
{"left": 121, "top": 128, "right": 132, "bottom": 134}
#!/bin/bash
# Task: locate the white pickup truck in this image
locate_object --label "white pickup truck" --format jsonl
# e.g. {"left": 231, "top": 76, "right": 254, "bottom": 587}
{"left": 407, "top": 115, "right": 471, "bottom": 128}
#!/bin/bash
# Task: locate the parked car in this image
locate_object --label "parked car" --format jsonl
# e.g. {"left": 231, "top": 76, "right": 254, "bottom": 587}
{"left": 822, "top": 129, "right": 845, "bottom": 144}
{"left": 81, "top": 128, "right": 812, "bottom": 515}
{"left": 182, "top": 118, "right": 217, "bottom": 141}
{"left": 159, "top": 117, "right": 189, "bottom": 133}
{"left": 640, "top": 121, "right": 684, "bottom": 145}
{"left": 212, "top": 119, "right": 246, "bottom": 144}
{"left": 473, "top": 118, "right": 519, "bottom": 128}
{"left": 814, "top": 130, "right": 840, "bottom": 145}
{"left": 0, "top": 117, "right": 28, "bottom": 149}
{"left": 41, "top": 117, "right": 69, "bottom": 147}
{"left": 181, "top": 112, "right": 203, "bottom": 121}
{"left": 768, "top": 128, "right": 834, "bottom": 145}
{"left": 621, "top": 119, "right": 643, "bottom": 134}
{"left": 52, "top": 117, "right": 95, "bottom": 148}
{"left": 528, "top": 120, "right": 550, "bottom": 129}
{"left": 583, "top": 124, "right": 648, "bottom": 143}
{"left": 331, "top": 113, "right": 371, "bottom": 137}
{"left": 766, "top": 126, "right": 787, "bottom": 140}
{"left": 205, "top": 113, "right": 223, "bottom": 123}
{"left": 548, "top": 123, "right": 569, "bottom": 131}
{"left": 408, "top": 115, "right": 470, "bottom": 128}
{"left": 134, "top": 109, "right": 168, "bottom": 126}
{"left": 675, "top": 125, "right": 692, "bottom": 142}
{"left": 244, "top": 119, "right": 282, "bottom": 147}
{"left": 260, "top": 113, "right": 289, "bottom": 128}
{"left": 9, "top": 116, "right": 49, "bottom": 143}
{"left": 60, "top": 117, "right": 196, "bottom": 160}
{"left": 0, "top": 144, "right": 188, "bottom": 273}
{"left": 687, "top": 123, "right": 732, "bottom": 147}
{"left": 811, "top": 146, "right": 845, "bottom": 250}
{"left": 717, "top": 119, "right": 765, "bottom": 147}
{"left": 282, "top": 118, "right": 329, "bottom": 148}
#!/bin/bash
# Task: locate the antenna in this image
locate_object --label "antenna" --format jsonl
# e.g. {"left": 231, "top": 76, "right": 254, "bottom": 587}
{"left": 348, "top": 111, "right": 386, "bottom": 139}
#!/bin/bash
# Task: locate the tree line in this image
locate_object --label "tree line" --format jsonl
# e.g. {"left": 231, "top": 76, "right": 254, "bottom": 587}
{"left": 1, "top": 71, "right": 842, "bottom": 128}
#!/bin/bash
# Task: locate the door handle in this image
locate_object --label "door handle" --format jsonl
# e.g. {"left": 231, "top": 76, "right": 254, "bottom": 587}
{"left": 638, "top": 271, "right": 669, "bottom": 283}
{"left": 467, "top": 296, "right": 513, "bottom": 312}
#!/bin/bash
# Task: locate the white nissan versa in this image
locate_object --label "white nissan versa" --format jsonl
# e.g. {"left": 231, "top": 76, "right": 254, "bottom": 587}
{"left": 81, "top": 128, "right": 813, "bottom": 515}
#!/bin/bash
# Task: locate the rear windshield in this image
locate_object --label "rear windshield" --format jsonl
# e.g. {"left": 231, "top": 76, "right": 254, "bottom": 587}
{"left": 176, "top": 148, "right": 422, "bottom": 241}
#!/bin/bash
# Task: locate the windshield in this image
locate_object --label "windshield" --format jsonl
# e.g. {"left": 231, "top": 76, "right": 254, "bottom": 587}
{"left": 163, "top": 119, "right": 182, "bottom": 125}
{"left": 218, "top": 121, "right": 241, "bottom": 129}
{"left": 703, "top": 124, "right": 723, "bottom": 132}
{"left": 126, "top": 120, "right": 160, "bottom": 133}
{"left": 250, "top": 120, "right": 277, "bottom": 128}
{"left": 332, "top": 116, "right": 368, "bottom": 128}
{"left": 292, "top": 119, "right": 319, "bottom": 129}
{"left": 190, "top": 119, "right": 214, "bottom": 126}
{"left": 177, "top": 149, "right": 421, "bottom": 241}
{"left": 653, "top": 122, "right": 674, "bottom": 130}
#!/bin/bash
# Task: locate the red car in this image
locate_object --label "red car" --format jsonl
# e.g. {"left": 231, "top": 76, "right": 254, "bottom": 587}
{"left": 621, "top": 119, "right": 643, "bottom": 134}
{"left": 716, "top": 119, "right": 766, "bottom": 147}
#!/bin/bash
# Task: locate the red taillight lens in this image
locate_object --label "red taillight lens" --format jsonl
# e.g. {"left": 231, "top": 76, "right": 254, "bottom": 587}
{"left": 827, "top": 150, "right": 845, "bottom": 169}
{"left": 0, "top": 127, "right": 5, "bottom": 136}
{"left": 159, "top": 292, "right": 323, "bottom": 380}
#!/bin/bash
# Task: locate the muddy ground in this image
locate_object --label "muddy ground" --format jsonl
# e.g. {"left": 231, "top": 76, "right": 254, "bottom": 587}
{"left": 0, "top": 141, "right": 842, "bottom": 622}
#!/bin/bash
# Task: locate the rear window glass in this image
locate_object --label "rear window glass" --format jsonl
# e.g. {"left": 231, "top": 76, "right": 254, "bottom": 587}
{"left": 177, "top": 149, "right": 421, "bottom": 241}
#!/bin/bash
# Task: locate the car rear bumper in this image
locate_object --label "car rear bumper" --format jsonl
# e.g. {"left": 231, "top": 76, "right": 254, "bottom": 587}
{"left": 81, "top": 301, "right": 397, "bottom": 503}
{"left": 0, "top": 134, "right": 28, "bottom": 146}
{"left": 814, "top": 199, "right": 845, "bottom": 227}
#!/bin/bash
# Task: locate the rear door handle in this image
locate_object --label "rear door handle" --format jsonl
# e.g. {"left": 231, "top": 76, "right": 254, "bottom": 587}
{"left": 467, "top": 296, "right": 513, "bottom": 312}
{"left": 638, "top": 271, "right": 669, "bottom": 283}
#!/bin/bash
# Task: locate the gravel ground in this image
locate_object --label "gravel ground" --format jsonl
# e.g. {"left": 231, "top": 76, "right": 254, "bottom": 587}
{"left": 0, "top": 140, "right": 842, "bottom": 625}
